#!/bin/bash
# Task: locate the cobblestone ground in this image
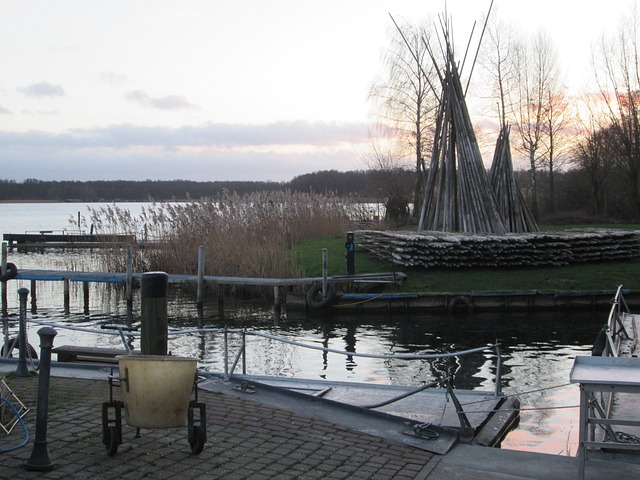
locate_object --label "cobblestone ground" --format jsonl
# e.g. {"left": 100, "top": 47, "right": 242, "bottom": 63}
{"left": 1, "top": 375, "right": 433, "bottom": 479}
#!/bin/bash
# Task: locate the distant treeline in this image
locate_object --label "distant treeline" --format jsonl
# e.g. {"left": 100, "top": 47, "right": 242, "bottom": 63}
{"left": 0, "top": 170, "right": 415, "bottom": 202}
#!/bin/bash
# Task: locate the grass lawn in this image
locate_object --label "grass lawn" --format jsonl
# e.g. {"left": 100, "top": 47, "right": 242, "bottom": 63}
{"left": 295, "top": 226, "right": 640, "bottom": 293}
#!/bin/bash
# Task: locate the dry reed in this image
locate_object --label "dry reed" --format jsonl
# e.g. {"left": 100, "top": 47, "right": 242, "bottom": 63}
{"left": 75, "top": 191, "right": 364, "bottom": 292}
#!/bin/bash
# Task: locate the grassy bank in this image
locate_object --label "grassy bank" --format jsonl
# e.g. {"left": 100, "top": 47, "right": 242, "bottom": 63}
{"left": 296, "top": 230, "right": 640, "bottom": 294}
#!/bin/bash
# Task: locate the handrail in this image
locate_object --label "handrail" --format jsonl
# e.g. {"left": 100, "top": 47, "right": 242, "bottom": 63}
{"left": 21, "top": 320, "right": 504, "bottom": 396}
{"left": 603, "top": 284, "right": 632, "bottom": 358}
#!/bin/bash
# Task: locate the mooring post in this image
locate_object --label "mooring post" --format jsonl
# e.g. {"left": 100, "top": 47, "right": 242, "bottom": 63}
{"left": 30, "top": 279, "right": 37, "bottom": 313}
{"left": 126, "top": 244, "right": 133, "bottom": 306}
{"left": 83, "top": 282, "right": 90, "bottom": 315}
{"left": 63, "top": 278, "right": 70, "bottom": 315}
{"left": 274, "top": 286, "right": 281, "bottom": 310}
{"left": 140, "top": 271, "right": 168, "bottom": 355}
{"left": 24, "top": 326, "right": 57, "bottom": 472}
{"left": 15, "top": 287, "right": 29, "bottom": 377}
{"left": 197, "top": 245, "right": 205, "bottom": 308}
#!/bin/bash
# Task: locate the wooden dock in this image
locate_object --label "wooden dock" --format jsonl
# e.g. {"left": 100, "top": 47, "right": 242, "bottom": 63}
{"left": 4, "top": 267, "right": 405, "bottom": 315}
{"left": 3, "top": 231, "right": 136, "bottom": 250}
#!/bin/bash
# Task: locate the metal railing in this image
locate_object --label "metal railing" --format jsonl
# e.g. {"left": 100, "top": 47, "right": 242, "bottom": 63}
{"left": 211, "top": 327, "right": 504, "bottom": 397}
{"left": 602, "top": 284, "right": 632, "bottom": 358}
{"left": 3, "top": 290, "right": 505, "bottom": 397}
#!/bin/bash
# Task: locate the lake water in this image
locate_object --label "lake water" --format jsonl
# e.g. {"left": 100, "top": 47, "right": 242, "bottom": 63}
{"left": 0, "top": 202, "right": 609, "bottom": 456}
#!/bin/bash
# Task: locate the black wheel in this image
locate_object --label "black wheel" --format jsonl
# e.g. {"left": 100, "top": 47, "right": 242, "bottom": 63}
{"left": 306, "top": 282, "right": 337, "bottom": 309}
{"left": 105, "top": 426, "right": 119, "bottom": 456}
{"left": 189, "top": 425, "right": 206, "bottom": 454}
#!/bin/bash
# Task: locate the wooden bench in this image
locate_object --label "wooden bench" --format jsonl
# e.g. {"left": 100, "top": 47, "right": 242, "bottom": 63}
{"left": 52, "top": 345, "right": 139, "bottom": 364}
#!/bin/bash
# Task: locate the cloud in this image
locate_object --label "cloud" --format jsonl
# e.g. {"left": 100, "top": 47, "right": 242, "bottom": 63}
{"left": 0, "top": 142, "right": 365, "bottom": 182}
{"left": 0, "top": 105, "right": 10, "bottom": 114}
{"left": 0, "top": 121, "right": 371, "bottom": 181}
{"left": 0, "top": 120, "right": 370, "bottom": 149}
{"left": 17, "top": 82, "right": 65, "bottom": 97}
{"left": 126, "top": 90, "right": 199, "bottom": 110}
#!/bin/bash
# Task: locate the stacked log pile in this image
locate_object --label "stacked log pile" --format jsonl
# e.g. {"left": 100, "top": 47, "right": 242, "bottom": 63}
{"left": 356, "top": 229, "right": 640, "bottom": 268}
{"left": 489, "top": 125, "right": 539, "bottom": 233}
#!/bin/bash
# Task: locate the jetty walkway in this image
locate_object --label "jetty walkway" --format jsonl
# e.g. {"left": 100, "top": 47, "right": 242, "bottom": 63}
{"left": 2, "top": 362, "right": 640, "bottom": 479}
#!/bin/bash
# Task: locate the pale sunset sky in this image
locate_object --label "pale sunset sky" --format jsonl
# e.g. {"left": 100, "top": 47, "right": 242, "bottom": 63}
{"left": 0, "top": 0, "right": 625, "bottom": 182}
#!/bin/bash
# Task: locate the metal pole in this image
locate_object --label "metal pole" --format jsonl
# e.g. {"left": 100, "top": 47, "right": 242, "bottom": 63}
{"left": 242, "top": 329, "right": 247, "bottom": 375}
{"left": 495, "top": 343, "right": 503, "bottom": 397}
{"left": 1, "top": 241, "right": 7, "bottom": 317}
{"left": 16, "top": 287, "right": 29, "bottom": 376}
{"left": 224, "top": 328, "right": 229, "bottom": 379}
{"left": 24, "top": 326, "right": 57, "bottom": 472}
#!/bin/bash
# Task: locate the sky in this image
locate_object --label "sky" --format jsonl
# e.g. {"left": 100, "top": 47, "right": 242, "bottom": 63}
{"left": 0, "top": 1, "right": 626, "bottom": 182}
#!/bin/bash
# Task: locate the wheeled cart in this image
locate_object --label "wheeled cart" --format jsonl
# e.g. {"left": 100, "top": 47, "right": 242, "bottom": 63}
{"left": 101, "top": 355, "right": 207, "bottom": 456}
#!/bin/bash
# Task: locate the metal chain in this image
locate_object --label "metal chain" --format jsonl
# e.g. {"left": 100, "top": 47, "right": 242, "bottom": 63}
{"left": 610, "top": 431, "right": 640, "bottom": 444}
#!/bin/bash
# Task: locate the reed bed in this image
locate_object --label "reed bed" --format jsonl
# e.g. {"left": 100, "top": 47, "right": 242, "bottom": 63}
{"left": 75, "top": 191, "right": 364, "bottom": 295}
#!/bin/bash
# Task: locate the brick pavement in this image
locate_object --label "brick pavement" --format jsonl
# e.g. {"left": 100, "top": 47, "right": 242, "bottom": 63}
{"left": 1, "top": 375, "right": 434, "bottom": 479}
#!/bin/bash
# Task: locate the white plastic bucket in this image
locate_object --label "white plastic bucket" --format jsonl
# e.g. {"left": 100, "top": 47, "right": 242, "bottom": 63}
{"left": 117, "top": 355, "right": 197, "bottom": 428}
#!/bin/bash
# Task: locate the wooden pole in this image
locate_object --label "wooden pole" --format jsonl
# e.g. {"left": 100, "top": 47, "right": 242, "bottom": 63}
{"left": 140, "top": 272, "right": 168, "bottom": 356}
{"left": 83, "top": 281, "right": 90, "bottom": 315}
{"left": 126, "top": 244, "right": 133, "bottom": 305}
{"left": 197, "top": 245, "right": 205, "bottom": 308}
{"left": 31, "top": 279, "right": 38, "bottom": 313}
{"left": 63, "top": 278, "right": 70, "bottom": 315}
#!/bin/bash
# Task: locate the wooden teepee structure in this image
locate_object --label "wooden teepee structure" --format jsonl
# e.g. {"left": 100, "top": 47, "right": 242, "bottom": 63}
{"left": 418, "top": 38, "right": 506, "bottom": 234}
{"left": 489, "top": 125, "right": 539, "bottom": 233}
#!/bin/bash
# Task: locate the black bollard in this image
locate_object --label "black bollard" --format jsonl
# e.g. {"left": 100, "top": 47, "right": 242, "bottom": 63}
{"left": 15, "top": 288, "right": 29, "bottom": 377}
{"left": 141, "top": 272, "right": 168, "bottom": 355}
{"left": 24, "top": 326, "right": 57, "bottom": 472}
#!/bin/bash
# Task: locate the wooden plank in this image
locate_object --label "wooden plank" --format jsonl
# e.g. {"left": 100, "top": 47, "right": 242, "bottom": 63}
{"left": 52, "top": 345, "right": 139, "bottom": 363}
{"left": 472, "top": 397, "right": 521, "bottom": 447}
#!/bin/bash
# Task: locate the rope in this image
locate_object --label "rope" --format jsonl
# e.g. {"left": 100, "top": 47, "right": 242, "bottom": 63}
{"left": 25, "top": 321, "right": 500, "bottom": 362}
{"left": 333, "top": 294, "right": 390, "bottom": 307}
{"left": 0, "top": 397, "right": 29, "bottom": 453}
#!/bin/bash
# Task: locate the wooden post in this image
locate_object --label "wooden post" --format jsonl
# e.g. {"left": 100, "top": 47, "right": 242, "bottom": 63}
{"left": 140, "top": 272, "right": 168, "bottom": 355}
{"left": 31, "top": 279, "right": 38, "bottom": 313}
{"left": 63, "top": 278, "right": 70, "bottom": 315}
{"left": 126, "top": 244, "right": 133, "bottom": 306}
{"left": 197, "top": 245, "right": 205, "bottom": 308}
{"left": 274, "top": 286, "right": 281, "bottom": 319}
{"left": 83, "top": 282, "right": 90, "bottom": 315}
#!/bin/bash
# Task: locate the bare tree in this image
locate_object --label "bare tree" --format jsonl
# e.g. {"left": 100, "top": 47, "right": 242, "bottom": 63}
{"left": 368, "top": 18, "right": 439, "bottom": 217}
{"left": 510, "top": 30, "right": 561, "bottom": 220}
{"left": 480, "top": 15, "right": 517, "bottom": 128}
{"left": 539, "top": 88, "right": 572, "bottom": 213}
{"left": 593, "top": 6, "right": 640, "bottom": 219}
{"left": 573, "top": 113, "right": 615, "bottom": 217}
{"left": 359, "top": 134, "right": 413, "bottom": 225}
